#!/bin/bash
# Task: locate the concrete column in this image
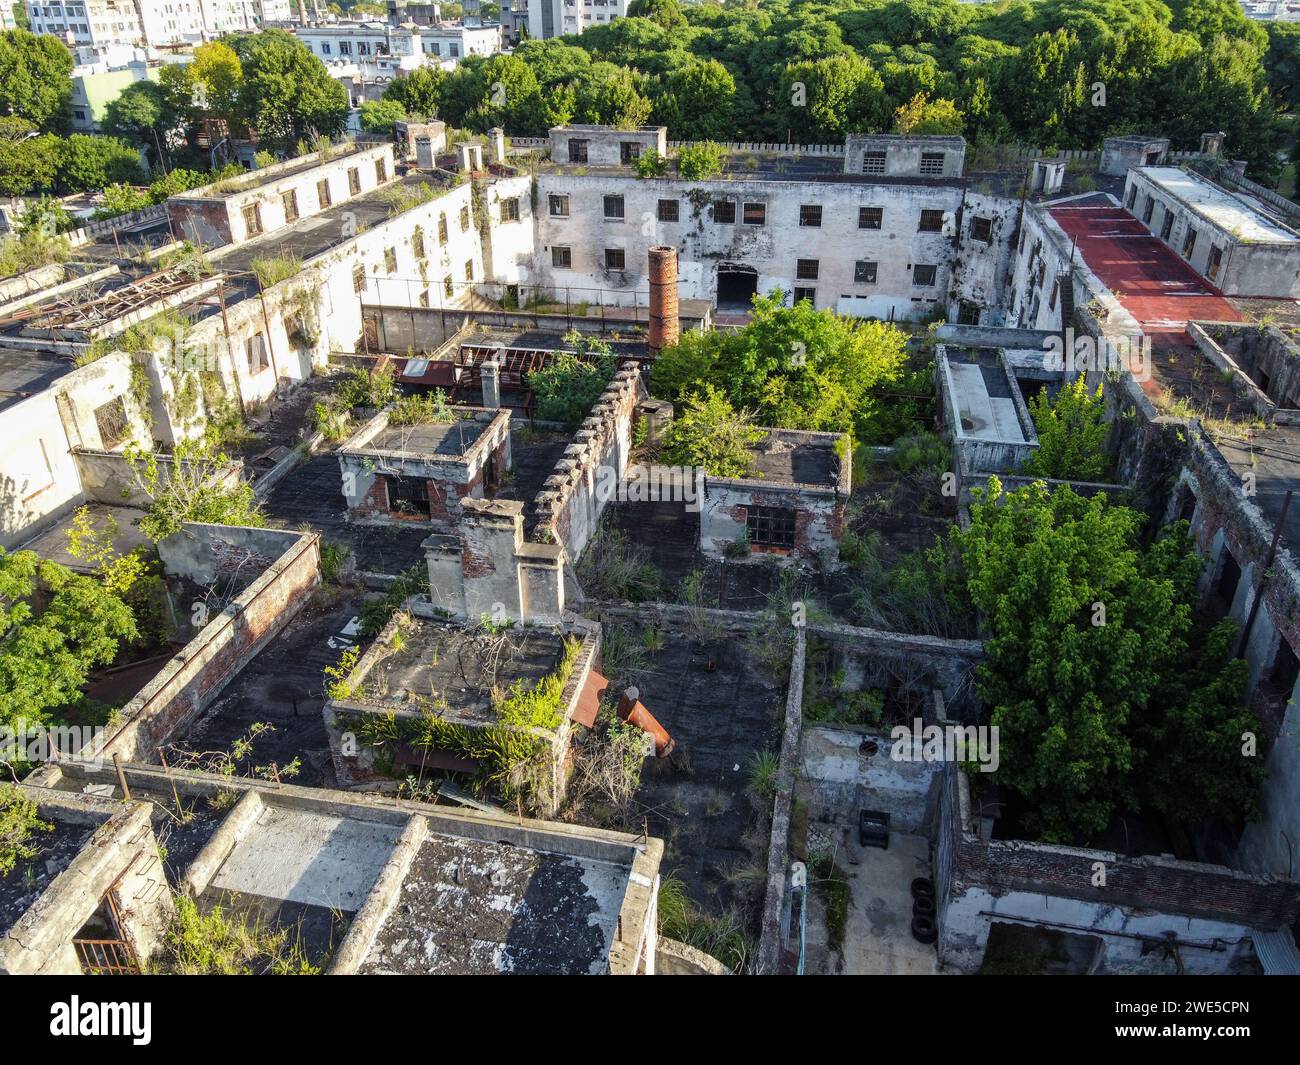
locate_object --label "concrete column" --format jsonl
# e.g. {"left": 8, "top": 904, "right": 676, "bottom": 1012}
{"left": 481, "top": 360, "right": 501, "bottom": 409}
{"left": 488, "top": 126, "right": 506, "bottom": 164}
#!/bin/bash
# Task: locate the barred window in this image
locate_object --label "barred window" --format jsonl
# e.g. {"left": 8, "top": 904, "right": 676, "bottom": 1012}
{"left": 747, "top": 506, "right": 797, "bottom": 548}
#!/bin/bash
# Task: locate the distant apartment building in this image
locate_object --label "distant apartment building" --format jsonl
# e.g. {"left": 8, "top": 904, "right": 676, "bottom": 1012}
{"left": 526, "top": 0, "right": 627, "bottom": 40}
{"left": 68, "top": 61, "right": 164, "bottom": 131}
{"left": 26, "top": 0, "right": 291, "bottom": 62}
{"left": 293, "top": 20, "right": 500, "bottom": 64}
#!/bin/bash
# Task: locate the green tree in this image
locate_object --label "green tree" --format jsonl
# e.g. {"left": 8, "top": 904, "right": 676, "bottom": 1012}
{"left": 128, "top": 437, "right": 266, "bottom": 542}
{"left": 232, "top": 30, "right": 349, "bottom": 149}
{"left": 892, "top": 91, "right": 964, "bottom": 135}
{"left": 57, "top": 134, "right": 144, "bottom": 193}
{"left": 954, "top": 479, "right": 1260, "bottom": 842}
{"left": 776, "top": 55, "right": 889, "bottom": 142}
{"left": 676, "top": 139, "right": 725, "bottom": 179}
{"left": 358, "top": 98, "right": 407, "bottom": 134}
{"left": 382, "top": 65, "right": 446, "bottom": 119}
{"left": 651, "top": 290, "right": 910, "bottom": 440}
{"left": 102, "top": 81, "right": 176, "bottom": 166}
{"left": 0, "top": 29, "right": 73, "bottom": 129}
{"left": 657, "top": 59, "right": 737, "bottom": 141}
{"left": 661, "top": 385, "right": 764, "bottom": 477}
{"left": 0, "top": 548, "right": 137, "bottom": 734}
{"left": 0, "top": 116, "right": 58, "bottom": 196}
{"left": 1022, "top": 377, "right": 1111, "bottom": 481}
{"left": 93, "top": 182, "right": 152, "bottom": 220}
{"left": 526, "top": 331, "right": 616, "bottom": 427}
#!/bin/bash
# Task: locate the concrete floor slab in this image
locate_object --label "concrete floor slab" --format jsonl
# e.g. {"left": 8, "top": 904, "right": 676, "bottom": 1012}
{"left": 839, "top": 832, "right": 939, "bottom": 975}
{"left": 209, "top": 805, "right": 401, "bottom": 912}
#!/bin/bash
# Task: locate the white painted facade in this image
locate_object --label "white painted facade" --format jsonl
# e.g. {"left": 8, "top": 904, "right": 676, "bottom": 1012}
{"left": 526, "top": 0, "right": 627, "bottom": 40}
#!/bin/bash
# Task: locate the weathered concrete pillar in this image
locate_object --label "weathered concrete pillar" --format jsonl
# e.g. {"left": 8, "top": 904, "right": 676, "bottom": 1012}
{"left": 648, "top": 246, "right": 680, "bottom": 355}
{"left": 481, "top": 360, "right": 501, "bottom": 409}
{"left": 458, "top": 142, "right": 483, "bottom": 173}
{"left": 488, "top": 126, "right": 506, "bottom": 165}
{"left": 1200, "top": 131, "right": 1225, "bottom": 157}
{"left": 637, "top": 398, "right": 673, "bottom": 448}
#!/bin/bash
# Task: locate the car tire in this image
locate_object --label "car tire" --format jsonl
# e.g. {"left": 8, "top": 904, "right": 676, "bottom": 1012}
{"left": 913, "top": 895, "right": 936, "bottom": 918}
{"left": 911, "top": 915, "right": 938, "bottom": 944}
{"left": 911, "top": 877, "right": 935, "bottom": 899}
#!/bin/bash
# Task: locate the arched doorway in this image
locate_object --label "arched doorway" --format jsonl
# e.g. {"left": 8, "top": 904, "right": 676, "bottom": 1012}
{"left": 716, "top": 263, "right": 758, "bottom": 312}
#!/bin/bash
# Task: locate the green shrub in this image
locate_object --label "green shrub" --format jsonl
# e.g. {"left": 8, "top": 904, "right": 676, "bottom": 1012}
{"left": 677, "top": 141, "right": 726, "bottom": 180}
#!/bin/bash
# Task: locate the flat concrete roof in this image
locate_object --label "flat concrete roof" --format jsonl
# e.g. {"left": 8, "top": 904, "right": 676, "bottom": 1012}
{"left": 743, "top": 429, "right": 842, "bottom": 486}
{"left": 368, "top": 417, "right": 489, "bottom": 457}
{"left": 947, "top": 357, "right": 1026, "bottom": 443}
{"left": 0, "top": 346, "right": 71, "bottom": 410}
{"left": 210, "top": 172, "right": 455, "bottom": 302}
{"left": 359, "top": 833, "right": 628, "bottom": 974}
{"left": 350, "top": 617, "right": 566, "bottom": 723}
{"left": 1137, "top": 167, "right": 1300, "bottom": 245}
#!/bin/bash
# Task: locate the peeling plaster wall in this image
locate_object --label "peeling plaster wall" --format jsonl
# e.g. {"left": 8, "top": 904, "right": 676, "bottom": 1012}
{"left": 948, "top": 189, "right": 1019, "bottom": 325}
{"left": 532, "top": 171, "right": 963, "bottom": 319}
{"left": 0, "top": 351, "right": 147, "bottom": 549}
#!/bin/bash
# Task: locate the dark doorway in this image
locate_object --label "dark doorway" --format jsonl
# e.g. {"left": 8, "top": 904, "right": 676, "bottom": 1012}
{"left": 1209, "top": 550, "right": 1242, "bottom": 622}
{"left": 717, "top": 264, "right": 758, "bottom": 311}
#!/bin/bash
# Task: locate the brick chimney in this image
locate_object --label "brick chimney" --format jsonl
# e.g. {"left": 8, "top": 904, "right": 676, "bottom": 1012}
{"left": 648, "top": 246, "right": 679, "bottom": 355}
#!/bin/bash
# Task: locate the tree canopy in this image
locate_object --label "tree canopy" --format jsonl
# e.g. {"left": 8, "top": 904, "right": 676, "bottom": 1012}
{"left": 376, "top": 0, "right": 1288, "bottom": 179}
{"left": 650, "top": 289, "right": 910, "bottom": 441}
{"left": 953, "top": 479, "right": 1265, "bottom": 842}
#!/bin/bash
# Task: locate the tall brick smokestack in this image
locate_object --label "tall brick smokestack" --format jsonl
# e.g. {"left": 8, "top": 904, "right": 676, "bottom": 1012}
{"left": 648, "top": 246, "right": 679, "bottom": 355}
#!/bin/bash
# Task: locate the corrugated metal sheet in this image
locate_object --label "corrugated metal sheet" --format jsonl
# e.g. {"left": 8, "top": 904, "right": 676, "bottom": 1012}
{"left": 1252, "top": 928, "right": 1300, "bottom": 974}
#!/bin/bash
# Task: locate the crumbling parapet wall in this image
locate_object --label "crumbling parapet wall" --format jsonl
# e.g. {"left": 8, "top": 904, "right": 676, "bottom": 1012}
{"left": 656, "top": 937, "right": 730, "bottom": 975}
{"left": 938, "top": 768, "right": 1298, "bottom": 975}
{"left": 756, "top": 625, "right": 806, "bottom": 975}
{"left": 532, "top": 365, "right": 645, "bottom": 560}
{"left": 808, "top": 621, "right": 983, "bottom": 717}
{"left": 0, "top": 792, "right": 172, "bottom": 975}
{"left": 49, "top": 525, "right": 321, "bottom": 767}
{"left": 1187, "top": 321, "right": 1300, "bottom": 425}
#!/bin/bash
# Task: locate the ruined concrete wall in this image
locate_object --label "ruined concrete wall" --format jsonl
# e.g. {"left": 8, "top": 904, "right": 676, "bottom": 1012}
{"left": 0, "top": 351, "right": 148, "bottom": 549}
{"left": 940, "top": 769, "right": 1297, "bottom": 974}
{"left": 1190, "top": 321, "right": 1300, "bottom": 420}
{"left": 533, "top": 366, "right": 644, "bottom": 560}
{"left": 339, "top": 408, "right": 511, "bottom": 527}
{"left": 947, "top": 189, "right": 1019, "bottom": 326}
{"left": 72, "top": 450, "right": 243, "bottom": 509}
{"left": 169, "top": 144, "right": 396, "bottom": 249}
{"left": 549, "top": 126, "right": 667, "bottom": 167}
{"left": 1100, "top": 137, "right": 1168, "bottom": 177}
{"left": 798, "top": 723, "right": 941, "bottom": 835}
{"left": 532, "top": 171, "right": 961, "bottom": 319}
{"left": 843, "top": 134, "right": 965, "bottom": 178}
{"left": 80, "top": 527, "right": 321, "bottom": 763}
{"left": 656, "top": 937, "right": 729, "bottom": 975}
{"left": 701, "top": 479, "right": 844, "bottom": 561}
{"left": 809, "top": 621, "right": 983, "bottom": 717}
{"left": 756, "top": 626, "right": 805, "bottom": 975}
{"left": 0, "top": 797, "right": 171, "bottom": 976}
